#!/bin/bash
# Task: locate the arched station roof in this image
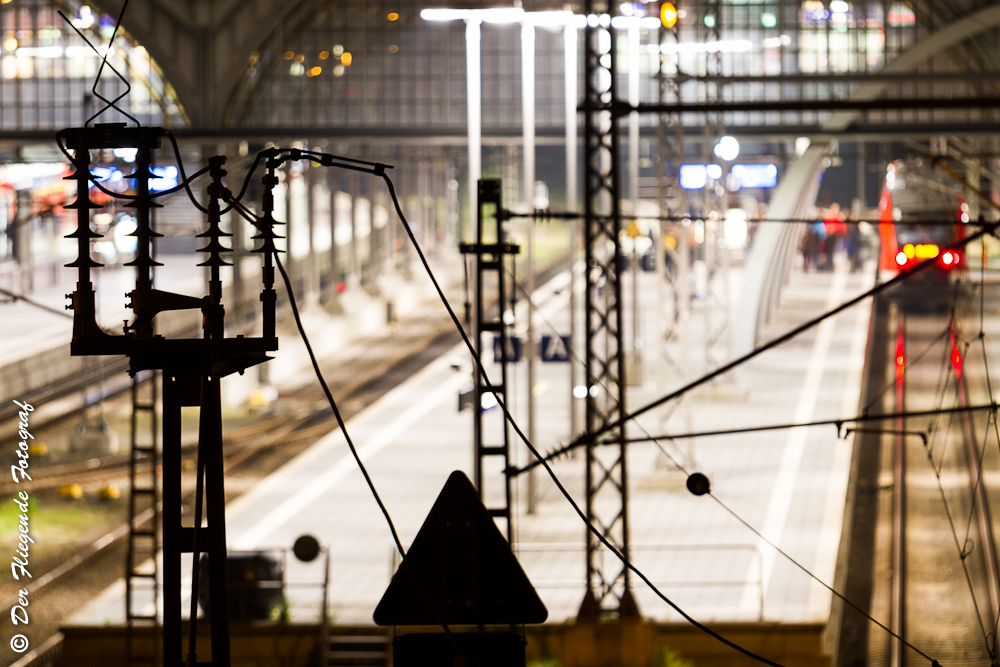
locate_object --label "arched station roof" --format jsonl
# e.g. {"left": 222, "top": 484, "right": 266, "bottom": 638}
{"left": 2, "top": 0, "right": 1000, "bottom": 137}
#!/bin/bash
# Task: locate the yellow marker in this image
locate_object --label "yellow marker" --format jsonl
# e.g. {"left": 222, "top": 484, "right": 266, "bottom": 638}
{"left": 660, "top": 2, "right": 678, "bottom": 28}
{"left": 60, "top": 484, "right": 83, "bottom": 500}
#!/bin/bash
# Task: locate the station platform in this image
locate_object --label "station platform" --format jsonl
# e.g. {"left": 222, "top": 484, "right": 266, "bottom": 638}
{"left": 70, "top": 255, "right": 876, "bottom": 630}
{"left": 0, "top": 248, "right": 463, "bottom": 433}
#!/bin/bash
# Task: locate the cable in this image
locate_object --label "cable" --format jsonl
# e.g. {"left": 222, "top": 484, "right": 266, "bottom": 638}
{"left": 164, "top": 129, "right": 208, "bottom": 213}
{"left": 503, "top": 260, "right": 960, "bottom": 659}
{"left": 379, "top": 171, "right": 789, "bottom": 667}
{"left": 503, "top": 209, "right": 980, "bottom": 228}
{"left": 0, "top": 286, "right": 73, "bottom": 319}
{"left": 221, "top": 183, "right": 466, "bottom": 665}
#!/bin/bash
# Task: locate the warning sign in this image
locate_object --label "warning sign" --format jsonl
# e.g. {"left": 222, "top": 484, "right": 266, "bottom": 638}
{"left": 373, "top": 471, "right": 548, "bottom": 626}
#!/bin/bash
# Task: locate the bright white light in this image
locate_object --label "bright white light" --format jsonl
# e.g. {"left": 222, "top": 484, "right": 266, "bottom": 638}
{"left": 481, "top": 7, "right": 524, "bottom": 23}
{"left": 114, "top": 148, "right": 138, "bottom": 162}
{"left": 660, "top": 39, "right": 753, "bottom": 55}
{"left": 706, "top": 163, "right": 723, "bottom": 180}
{"left": 763, "top": 34, "right": 792, "bottom": 48}
{"left": 610, "top": 16, "right": 661, "bottom": 28}
{"left": 619, "top": 2, "right": 634, "bottom": 16}
{"left": 423, "top": 7, "right": 587, "bottom": 26}
{"left": 599, "top": 13, "right": 611, "bottom": 27}
{"left": 149, "top": 165, "right": 179, "bottom": 192}
{"left": 589, "top": 385, "right": 600, "bottom": 398}
{"left": 830, "top": 0, "right": 849, "bottom": 12}
{"left": 421, "top": 8, "right": 472, "bottom": 21}
{"left": 528, "top": 11, "right": 577, "bottom": 27}
{"left": 113, "top": 215, "right": 138, "bottom": 255}
{"left": 587, "top": 13, "right": 599, "bottom": 27}
{"left": 0, "top": 162, "right": 66, "bottom": 190}
{"left": 573, "top": 385, "right": 588, "bottom": 399}
{"left": 714, "top": 135, "right": 740, "bottom": 161}
{"left": 723, "top": 211, "right": 748, "bottom": 249}
{"left": 679, "top": 164, "right": 708, "bottom": 190}
{"left": 15, "top": 46, "right": 63, "bottom": 58}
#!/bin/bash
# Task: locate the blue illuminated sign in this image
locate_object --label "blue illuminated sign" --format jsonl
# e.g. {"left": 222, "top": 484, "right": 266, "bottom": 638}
{"left": 679, "top": 164, "right": 708, "bottom": 190}
{"left": 731, "top": 164, "right": 778, "bottom": 189}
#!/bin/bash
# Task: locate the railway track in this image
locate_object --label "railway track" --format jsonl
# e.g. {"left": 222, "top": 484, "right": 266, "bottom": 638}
{"left": 857, "top": 287, "right": 1000, "bottom": 667}
{"left": 0, "top": 256, "right": 570, "bottom": 667}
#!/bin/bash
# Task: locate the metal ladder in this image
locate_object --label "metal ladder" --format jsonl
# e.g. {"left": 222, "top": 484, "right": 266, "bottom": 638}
{"left": 126, "top": 370, "right": 160, "bottom": 666}
{"left": 460, "top": 179, "right": 519, "bottom": 543}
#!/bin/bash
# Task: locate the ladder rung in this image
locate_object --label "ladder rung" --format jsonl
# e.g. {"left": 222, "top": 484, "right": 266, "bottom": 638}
{"left": 133, "top": 403, "right": 156, "bottom": 410}
{"left": 480, "top": 446, "right": 506, "bottom": 456}
{"left": 486, "top": 508, "right": 510, "bottom": 518}
{"left": 128, "top": 572, "right": 158, "bottom": 579}
{"left": 132, "top": 487, "right": 156, "bottom": 495}
{"left": 479, "top": 384, "right": 505, "bottom": 394}
{"left": 479, "top": 321, "right": 502, "bottom": 332}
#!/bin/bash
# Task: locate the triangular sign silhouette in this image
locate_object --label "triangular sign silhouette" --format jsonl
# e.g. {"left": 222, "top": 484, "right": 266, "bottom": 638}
{"left": 373, "top": 470, "right": 548, "bottom": 625}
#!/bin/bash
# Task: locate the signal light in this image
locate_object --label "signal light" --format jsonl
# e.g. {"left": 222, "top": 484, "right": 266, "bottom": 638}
{"left": 660, "top": 2, "right": 678, "bottom": 27}
{"left": 942, "top": 250, "right": 957, "bottom": 266}
{"left": 895, "top": 251, "right": 907, "bottom": 267}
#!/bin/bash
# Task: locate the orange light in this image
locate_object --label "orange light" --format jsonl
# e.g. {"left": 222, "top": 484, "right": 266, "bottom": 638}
{"left": 895, "top": 251, "right": 907, "bottom": 267}
{"left": 319, "top": 50, "right": 329, "bottom": 60}
{"left": 389, "top": 45, "right": 399, "bottom": 54}
{"left": 341, "top": 52, "right": 352, "bottom": 66}
{"left": 660, "top": 2, "right": 678, "bottom": 27}
{"left": 307, "top": 66, "right": 322, "bottom": 77}
{"left": 284, "top": 51, "right": 295, "bottom": 60}
{"left": 387, "top": 12, "right": 399, "bottom": 21}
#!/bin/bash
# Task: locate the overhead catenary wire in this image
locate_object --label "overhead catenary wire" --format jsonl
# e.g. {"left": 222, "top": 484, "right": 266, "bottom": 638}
{"left": 558, "top": 222, "right": 997, "bottom": 467}
{"left": 378, "top": 172, "right": 790, "bottom": 667}
{"left": 220, "top": 184, "right": 467, "bottom": 666}
{"left": 503, "top": 209, "right": 982, "bottom": 228}
{"left": 216, "top": 148, "right": 974, "bottom": 666}
{"left": 504, "top": 260, "right": 954, "bottom": 660}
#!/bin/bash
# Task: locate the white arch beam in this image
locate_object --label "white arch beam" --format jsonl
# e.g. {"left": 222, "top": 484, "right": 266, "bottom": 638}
{"left": 823, "top": 3, "right": 1000, "bottom": 132}
{"left": 88, "top": 0, "right": 311, "bottom": 129}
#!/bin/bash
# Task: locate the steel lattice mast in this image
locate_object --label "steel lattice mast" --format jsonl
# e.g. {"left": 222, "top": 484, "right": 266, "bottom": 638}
{"left": 579, "top": 1, "right": 638, "bottom": 619}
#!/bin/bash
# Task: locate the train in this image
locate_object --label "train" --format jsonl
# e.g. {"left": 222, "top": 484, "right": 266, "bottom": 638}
{"left": 877, "top": 159, "right": 968, "bottom": 305}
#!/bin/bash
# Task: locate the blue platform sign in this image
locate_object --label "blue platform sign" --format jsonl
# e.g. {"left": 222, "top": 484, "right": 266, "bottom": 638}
{"left": 493, "top": 335, "right": 523, "bottom": 363}
{"left": 540, "top": 335, "right": 571, "bottom": 363}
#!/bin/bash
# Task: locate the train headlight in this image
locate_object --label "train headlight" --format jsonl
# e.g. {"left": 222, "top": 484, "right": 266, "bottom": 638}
{"left": 942, "top": 251, "right": 954, "bottom": 266}
{"left": 895, "top": 251, "right": 908, "bottom": 267}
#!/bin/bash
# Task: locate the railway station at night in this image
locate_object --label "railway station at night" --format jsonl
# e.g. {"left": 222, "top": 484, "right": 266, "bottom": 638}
{"left": 1, "top": 0, "right": 1000, "bottom": 666}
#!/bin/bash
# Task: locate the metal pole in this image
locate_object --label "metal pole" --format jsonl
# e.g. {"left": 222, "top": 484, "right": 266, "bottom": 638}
{"left": 565, "top": 22, "right": 582, "bottom": 441}
{"left": 466, "top": 18, "right": 482, "bottom": 243}
{"left": 522, "top": 21, "right": 538, "bottom": 515}
{"left": 628, "top": 25, "right": 642, "bottom": 386}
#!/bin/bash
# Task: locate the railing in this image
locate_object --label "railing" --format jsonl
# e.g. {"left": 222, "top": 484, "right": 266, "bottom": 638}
{"left": 513, "top": 542, "right": 766, "bottom": 620}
